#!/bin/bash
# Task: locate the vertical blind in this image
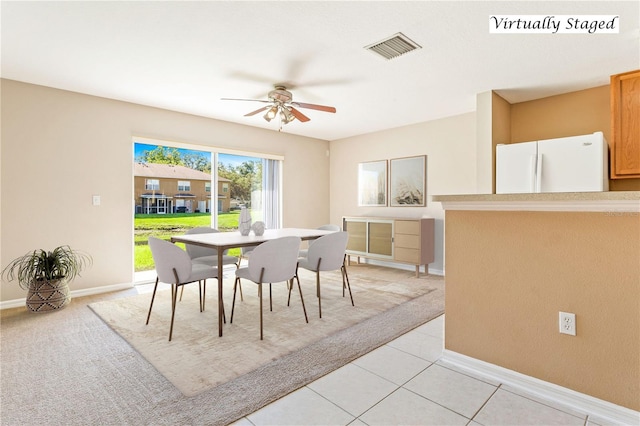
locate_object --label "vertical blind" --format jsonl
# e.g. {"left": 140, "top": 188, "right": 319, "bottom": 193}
{"left": 262, "top": 159, "right": 281, "bottom": 229}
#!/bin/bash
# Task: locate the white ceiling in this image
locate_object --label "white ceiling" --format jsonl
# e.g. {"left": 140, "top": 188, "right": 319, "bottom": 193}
{"left": 2, "top": 1, "right": 638, "bottom": 141}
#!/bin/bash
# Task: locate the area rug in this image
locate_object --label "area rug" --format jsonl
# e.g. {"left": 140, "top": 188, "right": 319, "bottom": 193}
{"left": 90, "top": 264, "right": 443, "bottom": 398}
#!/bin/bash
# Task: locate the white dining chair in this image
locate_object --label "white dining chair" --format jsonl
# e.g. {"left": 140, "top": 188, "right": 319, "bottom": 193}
{"left": 146, "top": 237, "right": 219, "bottom": 341}
{"left": 184, "top": 227, "right": 240, "bottom": 267}
{"left": 183, "top": 226, "right": 243, "bottom": 301}
{"left": 295, "top": 231, "right": 353, "bottom": 318}
{"left": 298, "top": 224, "right": 341, "bottom": 258}
{"left": 238, "top": 246, "right": 255, "bottom": 264}
{"left": 231, "top": 236, "right": 307, "bottom": 340}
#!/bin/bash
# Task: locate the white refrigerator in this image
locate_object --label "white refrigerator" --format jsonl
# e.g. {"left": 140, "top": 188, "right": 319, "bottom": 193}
{"left": 496, "top": 132, "right": 609, "bottom": 194}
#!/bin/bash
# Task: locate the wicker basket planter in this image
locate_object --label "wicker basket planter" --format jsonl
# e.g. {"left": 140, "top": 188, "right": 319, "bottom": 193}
{"left": 2, "top": 246, "right": 91, "bottom": 313}
{"left": 26, "top": 278, "right": 71, "bottom": 313}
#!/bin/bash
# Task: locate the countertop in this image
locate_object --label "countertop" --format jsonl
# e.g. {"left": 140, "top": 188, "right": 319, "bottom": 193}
{"left": 432, "top": 191, "right": 640, "bottom": 212}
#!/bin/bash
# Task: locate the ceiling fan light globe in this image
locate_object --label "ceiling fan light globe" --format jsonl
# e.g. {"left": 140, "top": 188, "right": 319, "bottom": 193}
{"left": 281, "top": 107, "right": 295, "bottom": 123}
{"left": 266, "top": 106, "right": 278, "bottom": 119}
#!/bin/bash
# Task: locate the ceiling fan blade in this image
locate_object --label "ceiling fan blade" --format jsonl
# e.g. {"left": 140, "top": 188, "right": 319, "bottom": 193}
{"left": 291, "top": 102, "right": 336, "bottom": 113}
{"left": 244, "top": 106, "right": 270, "bottom": 117}
{"left": 289, "top": 107, "right": 310, "bottom": 122}
{"left": 221, "top": 98, "right": 271, "bottom": 103}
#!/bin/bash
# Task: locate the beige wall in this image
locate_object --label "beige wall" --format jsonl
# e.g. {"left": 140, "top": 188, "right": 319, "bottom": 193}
{"left": 475, "top": 92, "right": 493, "bottom": 194}
{"left": 511, "top": 85, "right": 610, "bottom": 143}
{"left": 329, "top": 113, "right": 477, "bottom": 274}
{"left": 0, "top": 79, "right": 330, "bottom": 302}
{"left": 491, "top": 92, "right": 511, "bottom": 193}
{"left": 475, "top": 91, "right": 512, "bottom": 194}
{"left": 509, "top": 85, "right": 640, "bottom": 191}
{"left": 444, "top": 209, "right": 640, "bottom": 410}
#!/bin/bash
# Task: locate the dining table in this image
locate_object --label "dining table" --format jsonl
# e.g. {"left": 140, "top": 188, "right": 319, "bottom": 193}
{"left": 171, "top": 227, "right": 337, "bottom": 336}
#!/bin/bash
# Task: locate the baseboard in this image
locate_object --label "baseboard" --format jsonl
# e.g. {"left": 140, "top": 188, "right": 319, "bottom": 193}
{"left": 440, "top": 350, "right": 640, "bottom": 425}
{"left": 0, "top": 282, "right": 134, "bottom": 311}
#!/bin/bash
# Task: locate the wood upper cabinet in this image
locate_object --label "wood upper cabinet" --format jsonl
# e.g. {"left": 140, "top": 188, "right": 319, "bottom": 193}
{"left": 610, "top": 69, "right": 640, "bottom": 179}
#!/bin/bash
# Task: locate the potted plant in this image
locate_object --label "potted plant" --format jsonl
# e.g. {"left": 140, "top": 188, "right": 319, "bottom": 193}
{"left": 1, "top": 246, "right": 92, "bottom": 313}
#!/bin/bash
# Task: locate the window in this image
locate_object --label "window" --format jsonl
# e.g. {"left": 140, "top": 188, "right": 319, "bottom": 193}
{"left": 222, "top": 183, "right": 229, "bottom": 193}
{"left": 145, "top": 179, "right": 159, "bottom": 191}
{"left": 205, "top": 182, "right": 211, "bottom": 192}
{"left": 178, "top": 180, "right": 191, "bottom": 191}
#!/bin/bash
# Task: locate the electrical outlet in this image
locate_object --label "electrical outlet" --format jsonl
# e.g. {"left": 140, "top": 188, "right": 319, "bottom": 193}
{"left": 559, "top": 312, "right": 576, "bottom": 336}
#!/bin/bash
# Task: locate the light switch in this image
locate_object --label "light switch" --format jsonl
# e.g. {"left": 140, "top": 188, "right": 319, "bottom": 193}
{"left": 92, "top": 195, "right": 101, "bottom": 206}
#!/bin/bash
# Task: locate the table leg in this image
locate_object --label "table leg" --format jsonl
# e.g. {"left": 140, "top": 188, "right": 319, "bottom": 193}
{"left": 218, "top": 250, "right": 224, "bottom": 337}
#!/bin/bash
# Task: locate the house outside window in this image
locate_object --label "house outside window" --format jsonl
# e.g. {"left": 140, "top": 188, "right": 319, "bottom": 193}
{"left": 222, "top": 183, "right": 229, "bottom": 193}
{"left": 145, "top": 179, "right": 159, "bottom": 190}
{"left": 205, "top": 182, "right": 211, "bottom": 192}
{"left": 178, "top": 180, "right": 191, "bottom": 191}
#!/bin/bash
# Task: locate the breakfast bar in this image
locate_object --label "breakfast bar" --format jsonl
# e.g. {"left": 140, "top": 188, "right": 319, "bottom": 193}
{"left": 433, "top": 191, "right": 640, "bottom": 412}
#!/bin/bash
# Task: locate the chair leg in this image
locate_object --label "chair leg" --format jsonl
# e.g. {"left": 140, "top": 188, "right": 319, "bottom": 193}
{"left": 341, "top": 254, "right": 347, "bottom": 297}
{"left": 202, "top": 279, "right": 206, "bottom": 311}
{"left": 269, "top": 283, "right": 273, "bottom": 312}
{"left": 316, "top": 270, "right": 322, "bottom": 318}
{"left": 231, "top": 277, "right": 239, "bottom": 323}
{"left": 222, "top": 301, "right": 226, "bottom": 324}
{"left": 234, "top": 260, "right": 244, "bottom": 301}
{"left": 169, "top": 283, "right": 178, "bottom": 341}
{"left": 198, "top": 281, "right": 203, "bottom": 313}
{"left": 342, "top": 263, "right": 354, "bottom": 306}
{"left": 295, "top": 274, "right": 309, "bottom": 323}
{"left": 145, "top": 277, "right": 159, "bottom": 325}
{"left": 259, "top": 283, "right": 263, "bottom": 340}
{"left": 287, "top": 278, "right": 293, "bottom": 306}
{"left": 179, "top": 285, "right": 185, "bottom": 301}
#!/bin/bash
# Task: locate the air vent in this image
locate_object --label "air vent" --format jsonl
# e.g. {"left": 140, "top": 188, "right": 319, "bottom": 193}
{"left": 365, "top": 32, "right": 422, "bottom": 60}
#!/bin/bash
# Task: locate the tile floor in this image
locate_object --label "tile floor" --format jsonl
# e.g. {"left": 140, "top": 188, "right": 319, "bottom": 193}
{"left": 231, "top": 315, "right": 609, "bottom": 426}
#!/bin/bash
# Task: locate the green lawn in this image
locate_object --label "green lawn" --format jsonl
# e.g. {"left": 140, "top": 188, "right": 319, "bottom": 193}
{"left": 134, "top": 212, "right": 241, "bottom": 271}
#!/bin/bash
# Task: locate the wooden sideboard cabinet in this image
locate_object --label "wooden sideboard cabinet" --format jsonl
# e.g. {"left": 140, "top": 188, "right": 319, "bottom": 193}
{"left": 610, "top": 69, "right": 640, "bottom": 179}
{"left": 342, "top": 216, "right": 434, "bottom": 277}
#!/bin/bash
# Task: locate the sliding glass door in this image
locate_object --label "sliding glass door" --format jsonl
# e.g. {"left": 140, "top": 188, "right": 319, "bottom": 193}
{"left": 132, "top": 138, "right": 282, "bottom": 282}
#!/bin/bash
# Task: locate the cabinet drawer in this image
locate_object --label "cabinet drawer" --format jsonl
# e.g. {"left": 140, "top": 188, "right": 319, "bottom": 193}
{"left": 395, "top": 247, "right": 420, "bottom": 264}
{"left": 394, "top": 234, "right": 419, "bottom": 249}
{"left": 395, "top": 220, "right": 419, "bottom": 235}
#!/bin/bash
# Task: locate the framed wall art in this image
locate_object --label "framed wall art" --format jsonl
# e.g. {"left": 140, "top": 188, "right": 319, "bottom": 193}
{"left": 358, "top": 160, "right": 387, "bottom": 206}
{"left": 389, "top": 155, "right": 426, "bottom": 206}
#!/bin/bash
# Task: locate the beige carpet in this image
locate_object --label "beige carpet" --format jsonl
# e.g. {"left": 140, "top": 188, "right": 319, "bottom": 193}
{"left": 89, "top": 264, "right": 443, "bottom": 397}
{"left": 2, "top": 264, "right": 444, "bottom": 425}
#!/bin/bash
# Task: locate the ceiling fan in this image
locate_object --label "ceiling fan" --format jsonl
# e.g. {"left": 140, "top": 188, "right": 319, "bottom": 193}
{"left": 221, "top": 86, "right": 336, "bottom": 125}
